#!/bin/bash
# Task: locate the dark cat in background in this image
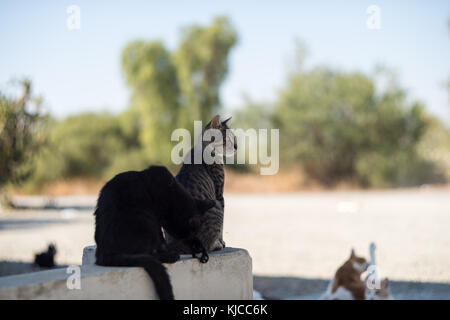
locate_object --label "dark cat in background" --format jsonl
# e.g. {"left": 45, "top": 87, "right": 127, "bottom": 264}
{"left": 94, "top": 165, "right": 215, "bottom": 300}
{"left": 167, "top": 115, "right": 237, "bottom": 253}
{"left": 34, "top": 243, "right": 57, "bottom": 268}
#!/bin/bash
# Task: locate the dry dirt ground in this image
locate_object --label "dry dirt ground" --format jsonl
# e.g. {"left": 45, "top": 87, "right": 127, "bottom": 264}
{"left": 1, "top": 189, "right": 449, "bottom": 299}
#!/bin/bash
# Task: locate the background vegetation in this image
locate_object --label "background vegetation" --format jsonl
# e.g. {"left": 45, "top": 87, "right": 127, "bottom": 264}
{"left": 0, "top": 80, "right": 49, "bottom": 200}
{"left": 1, "top": 17, "right": 449, "bottom": 195}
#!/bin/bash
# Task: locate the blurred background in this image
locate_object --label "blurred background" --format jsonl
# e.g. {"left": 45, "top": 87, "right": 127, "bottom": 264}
{"left": 0, "top": 1, "right": 449, "bottom": 299}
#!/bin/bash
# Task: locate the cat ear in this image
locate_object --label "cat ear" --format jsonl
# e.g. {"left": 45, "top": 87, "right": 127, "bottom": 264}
{"left": 350, "top": 248, "right": 355, "bottom": 258}
{"left": 196, "top": 199, "right": 216, "bottom": 213}
{"left": 221, "top": 116, "right": 232, "bottom": 126}
{"left": 208, "top": 115, "right": 221, "bottom": 129}
{"left": 381, "top": 278, "right": 390, "bottom": 289}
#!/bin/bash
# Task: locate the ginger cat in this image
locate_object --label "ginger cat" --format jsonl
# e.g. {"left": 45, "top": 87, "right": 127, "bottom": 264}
{"left": 321, "top": 249, "right": 368, "bottom": 300}
{"left": 321, "top": 244, "right": 393, "bottom": 300}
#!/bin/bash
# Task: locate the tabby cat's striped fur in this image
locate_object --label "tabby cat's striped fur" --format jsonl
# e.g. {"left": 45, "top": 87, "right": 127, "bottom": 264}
{"left": 167, "top": 115, "right": 236, "bottom": 252}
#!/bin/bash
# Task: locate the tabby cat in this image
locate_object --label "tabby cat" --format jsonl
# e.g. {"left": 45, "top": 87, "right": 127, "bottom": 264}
{"left": 167, "top": 115, "right": 237, "bottom": 253}
{"left": 94, "top": 165, "right": 215, "bottom": 300}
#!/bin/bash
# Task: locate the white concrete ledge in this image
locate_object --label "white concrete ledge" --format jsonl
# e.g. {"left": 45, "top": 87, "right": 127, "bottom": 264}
{"left": 0, "top": 247, "right": 252, "bottom": 300}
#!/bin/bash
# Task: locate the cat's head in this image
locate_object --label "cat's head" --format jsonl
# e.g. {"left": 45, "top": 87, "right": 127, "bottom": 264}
{"left": 47, "top": 243, "right": 57, "bottom": 255}
{"left": 200, "top": 115, "right": 237, "bottom": 158}
{"left": 366, "top": 278, "right": 392, "bottom": 300}
{"left": 348, "top": 248, "right": 368, "bottom": 273}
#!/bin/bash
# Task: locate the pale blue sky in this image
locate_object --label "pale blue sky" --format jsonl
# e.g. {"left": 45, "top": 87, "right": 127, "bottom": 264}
{"left": 1, "top": 1, "right": 449, "bottom": 122}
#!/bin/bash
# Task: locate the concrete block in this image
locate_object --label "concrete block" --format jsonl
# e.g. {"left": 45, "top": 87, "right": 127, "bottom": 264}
{"left": 0, "top": 247, "right": 252, "bottom": 300}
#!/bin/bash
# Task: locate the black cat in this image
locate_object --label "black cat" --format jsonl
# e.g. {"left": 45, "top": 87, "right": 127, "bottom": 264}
{"left": 34, "top": 243, "right": 57, "bottom": 268}
{"left": 94, "top": 165, "right": 215, "bottom": 300}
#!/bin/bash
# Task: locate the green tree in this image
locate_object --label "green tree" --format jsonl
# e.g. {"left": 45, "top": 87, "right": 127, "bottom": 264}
{"left": 29, "top": 112, "right": 133, "bottom": 187}
{"left": 0, "top": 80, "right": 48, "bottom": 203}
{"left": 174, "top": 16, "right": 238, "bottom": 126}
{"left": 417, "top": 117, "right": 450, "bottom": 182}
{"left": 121, "top": 17, "right": 237, "bottom": 166}
{"left": 274, "top": 55, "right": 440, "bottom": 187}
{"left": 228, "top": 98, "right": 275, "bottom": 173}
{"left": 121, "top": 41, "right": 181, "bottom": 164}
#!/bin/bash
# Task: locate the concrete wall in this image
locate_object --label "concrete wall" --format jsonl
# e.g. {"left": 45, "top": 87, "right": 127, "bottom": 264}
{"left": 0, "top": 247, "right": 252, "bottom": 300}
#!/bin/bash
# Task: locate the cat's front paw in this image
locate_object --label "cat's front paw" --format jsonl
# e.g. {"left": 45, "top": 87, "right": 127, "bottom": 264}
{"left": 199, "top": 252, "right": 209, "bottom": 263}
{"left": 191, "top": 250, "right": 209, "bottom": 263}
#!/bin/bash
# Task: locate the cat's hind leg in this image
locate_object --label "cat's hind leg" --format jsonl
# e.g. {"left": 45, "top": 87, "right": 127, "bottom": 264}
{"left": 191, "top": 238, "right": 209, "bottom": 263}
{"left": 212, "top": 239, "right": 225, "bottom": 251}
{"left": 217, "top": 226, "right": 226, "bottom": 249}
{"left": 197, "top": 249, "right": 209, "bottom": 263}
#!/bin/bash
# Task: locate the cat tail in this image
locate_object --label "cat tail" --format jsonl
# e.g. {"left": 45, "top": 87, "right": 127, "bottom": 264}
{"left": 96, "top": 253, "right": 174, "bottom": 300}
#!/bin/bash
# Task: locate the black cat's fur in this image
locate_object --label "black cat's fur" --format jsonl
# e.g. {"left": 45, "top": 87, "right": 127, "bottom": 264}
{"left": 34, "top": 244, "right": 57, "bottom": 268}
{"left": 94, "top": 165, "right": 215, "bottom": 300}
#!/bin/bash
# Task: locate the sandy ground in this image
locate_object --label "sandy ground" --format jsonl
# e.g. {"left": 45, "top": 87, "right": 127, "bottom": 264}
{"left": 1, "top": 189, "right": 449, "bottom": 299}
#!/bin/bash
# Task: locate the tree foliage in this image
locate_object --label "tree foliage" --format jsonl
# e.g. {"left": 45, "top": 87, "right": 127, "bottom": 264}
{"left": 22, "top": 17, "right": 238, "bottom": 188}
{"left": 29, "top": 112, "right": 144, "bottom": 187}
{"left": 174, "top": 16, "right": 238, "bottom": 125}
{"left": 6, "top": 19, "right": 450, "bottom": 191}
{"left": 121, "top": 41, "right": 180, "bottom": 163}
{"left": 274, "top": 58, "right": 443, "bottom": 187}
{"left": 121, "top": 16, "right": 237, "bottom": 164}
{"left": 0, "top": 80, "right": 48, "bottom": 189}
